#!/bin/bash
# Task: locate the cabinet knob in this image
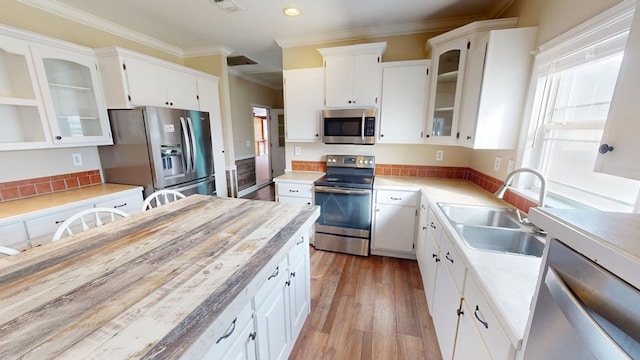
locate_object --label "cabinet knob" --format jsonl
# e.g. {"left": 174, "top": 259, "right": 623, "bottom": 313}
{"left": 466, "top": 136, "right": 472, "bottom": 140}
{"left": 165, "top": 101, "right": 169, "bottom": 105}
{"left": 598, "top": 144, "right": 614, "bottom": 154}
{"left": 55, "top": 136, "right": 62, "bottom": 140}
{"left": 315, "top": 134, "right": 319, "bottom": 137}
{"left": 381, "top": 134, "right": 384, "bottom": 138}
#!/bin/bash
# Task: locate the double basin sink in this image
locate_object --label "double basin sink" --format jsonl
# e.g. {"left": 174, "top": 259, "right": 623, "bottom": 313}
{"left": 438, "top": 203, "right": 545, "bottom": 257}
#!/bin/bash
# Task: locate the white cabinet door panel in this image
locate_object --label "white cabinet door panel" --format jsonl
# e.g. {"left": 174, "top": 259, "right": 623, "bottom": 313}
{"left": 283, "top": 68, "right": 323, "bottom": 141}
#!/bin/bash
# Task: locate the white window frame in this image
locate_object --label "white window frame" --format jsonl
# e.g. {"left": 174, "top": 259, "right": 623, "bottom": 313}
{"left": 515, "top": 1, "right": 638, "bottom": 211}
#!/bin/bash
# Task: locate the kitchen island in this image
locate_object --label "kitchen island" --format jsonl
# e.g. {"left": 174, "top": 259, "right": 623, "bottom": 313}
{"left": 0, "top": 195, "right": 319, "bottom": 359}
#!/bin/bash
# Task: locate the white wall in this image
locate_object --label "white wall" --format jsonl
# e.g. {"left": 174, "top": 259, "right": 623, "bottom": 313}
{"left": 0, "top": 147, "right": 102, "bottom": 182}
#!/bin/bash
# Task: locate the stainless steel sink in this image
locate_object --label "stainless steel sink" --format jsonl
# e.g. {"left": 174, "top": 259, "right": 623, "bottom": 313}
{"left": 438, "top": 203, "right": 521, "bottom": 229}
{"left": 454, "top": 224, "right": 544, "bottom": 257}
{"left": 437, "top": 202, "right": 545, "bottom": 257}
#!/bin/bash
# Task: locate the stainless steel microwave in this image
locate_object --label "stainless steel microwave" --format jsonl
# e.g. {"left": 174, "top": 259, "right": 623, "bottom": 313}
{"left": 322, "top": 108, "right": 377, "bottom": 145}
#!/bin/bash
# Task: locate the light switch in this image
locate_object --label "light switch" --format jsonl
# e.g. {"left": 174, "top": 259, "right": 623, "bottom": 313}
{"left": 294, "top": 146, "right": 301, "bottom": 156}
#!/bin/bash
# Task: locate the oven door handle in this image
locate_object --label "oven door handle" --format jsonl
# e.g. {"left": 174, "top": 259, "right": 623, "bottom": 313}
{"left": 315, "top": 186, "right": 371, "bottom": 195}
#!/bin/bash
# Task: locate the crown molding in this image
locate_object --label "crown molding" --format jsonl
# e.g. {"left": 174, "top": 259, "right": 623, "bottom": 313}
{"left": 275, "top": 15, "right": 482, "bottom": 49}
{"left": 17, "top": 0, "right": 184, "bottom": 57}
{"left": 426, "top": 17, "right": 518, "bottom": 49}
{"left": 184, "top": 45, "right": 235, "bottom": 58}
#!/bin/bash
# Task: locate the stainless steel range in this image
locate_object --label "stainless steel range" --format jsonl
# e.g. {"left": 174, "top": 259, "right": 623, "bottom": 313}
{"left": 314, "top": 154, "right": 375, "bottom": 256}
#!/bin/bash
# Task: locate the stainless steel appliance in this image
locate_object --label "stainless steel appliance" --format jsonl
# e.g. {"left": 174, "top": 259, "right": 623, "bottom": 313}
{"left": 314, "top": 154, "right": 375, "bottom": 256}
{"left": 98, "top": 106, "right": 216, "bottom": 198}
{"left": 523, "top": 238, "right": 640, "bottom": 359}
{"left": 322, "top": 108, "right": 376, "bottom": 145}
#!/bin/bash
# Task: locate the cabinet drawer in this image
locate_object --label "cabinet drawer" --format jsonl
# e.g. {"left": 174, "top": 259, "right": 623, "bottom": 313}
{"left": 94, "top": 191, "right": 143, "bottom": 215}
{"left": 440, "top": 231, "right": 466, "bottom": 293}
{"left": 376, "top": 189, "right": 418, "bottom": 206}
{"left": 0, "top": 221, "right": 29, "bottom": 251}
{"left": 276, "top": 182, "right": 313, "bottom": 198}
{"left": 464, "top": 276, "right": 515, "bottom": 360}
{"left": 278, "top": 195, "right": 312, "bottom": 206}
{"left": 288, "top": 232, "right": 309, "bottom": 265}
{"left": 253, "top": 256, "right": 288, "bottom": 309}
{"left": 24, "top": 205, "right": 93, "bottom": 240}
{"left": 426, "top": 209, "right": 443, "bottom": 245}
{"left": 203, "top": 301, "right": 254, "bottom": 358}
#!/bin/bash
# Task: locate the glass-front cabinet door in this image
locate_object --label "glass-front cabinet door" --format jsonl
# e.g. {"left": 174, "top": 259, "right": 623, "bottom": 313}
{"left": 0, "top": 35, "right": 50, "bottom": 150}
{"left": 427, "top": 37, "right": 468, "bottom": 144}
{"left": 31, "top": 46, "right": 112, "bottom": 145}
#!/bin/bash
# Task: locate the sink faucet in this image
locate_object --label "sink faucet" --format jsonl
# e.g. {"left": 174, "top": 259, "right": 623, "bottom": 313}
{"left": 494, "top": 167, "right": 547, "bottom": 207}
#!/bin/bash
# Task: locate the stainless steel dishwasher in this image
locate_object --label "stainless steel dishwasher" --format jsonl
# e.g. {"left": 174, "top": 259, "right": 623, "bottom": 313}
{"left": 523, "top": 238, "right": 640, "bottom": 359}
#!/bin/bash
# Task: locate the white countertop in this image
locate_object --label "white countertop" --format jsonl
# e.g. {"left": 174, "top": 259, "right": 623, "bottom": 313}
{"left": 375, "top": 176, "right": 541, "bottom": 348}
{"left": 529, "top": 208, "right": 640, "bottom": 290}
{"left": 273, "top": 171, "right": 324, "bottom": 184}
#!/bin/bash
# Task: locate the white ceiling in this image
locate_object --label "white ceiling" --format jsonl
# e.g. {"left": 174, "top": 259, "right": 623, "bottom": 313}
{"left": 22, "top": 0, "right": 516, "bottom": 88}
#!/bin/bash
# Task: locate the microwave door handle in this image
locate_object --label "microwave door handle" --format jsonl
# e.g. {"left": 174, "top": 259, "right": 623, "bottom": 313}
{"left": 545, "top": 267, "right": 632, "bottom": 360}
{"left": 186, "top": 116, "right": 197, "bottom": 174}
{"left": 179, "top": 117, "right": 192, "bottom": 174}
{"left": 361, "top": 113, "right": 365, "bottom": 141}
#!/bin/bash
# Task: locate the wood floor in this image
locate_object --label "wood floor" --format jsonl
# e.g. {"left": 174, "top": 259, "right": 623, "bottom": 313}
{"left": 290, "top": 246, "right": 442, "bottom": 360}
{"left": 242, "top": 182, "right": 276, "bottom": 201}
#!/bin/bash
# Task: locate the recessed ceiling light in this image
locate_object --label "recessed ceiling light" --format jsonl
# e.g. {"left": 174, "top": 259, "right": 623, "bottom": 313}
{"left": 283, "top": 7, "right": 301, "bottom": 16}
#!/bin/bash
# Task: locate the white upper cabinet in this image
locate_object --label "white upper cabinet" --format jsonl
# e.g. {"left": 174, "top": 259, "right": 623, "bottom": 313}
{"left": 0, "top": 25, "right": 111, "bottom": 150}
{"left": 458, "top": 27, "right": 537, "bottom": 149}
{"left": 426, "top": 37, "right": 468, "bottom": 144}
{"left": 32, "top": 45, "right": 111, "bottom": 146}
{"left": 426, "top": 18, "right": 524, "bottom": 149}
{"left": 378, "top": 60, "right": 431, "bottom": 144}
{"left": 96, "top": 47, "right": 200, "bottom": 111}
{"left": 0, "top": 34, "right": 50, "bottom": 150}
{"left": 595, "top": 4, "right": 640, "bottom": 181}
{"left": 283, "top": 68, "right": 323, "bottom": 142}
{"left": 319, "top": 42, "right": 386, "bottom": 108}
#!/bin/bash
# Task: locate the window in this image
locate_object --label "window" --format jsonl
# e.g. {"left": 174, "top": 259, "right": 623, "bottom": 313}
{"left": 521, "top": 3, "right": 640, "bottom": 212}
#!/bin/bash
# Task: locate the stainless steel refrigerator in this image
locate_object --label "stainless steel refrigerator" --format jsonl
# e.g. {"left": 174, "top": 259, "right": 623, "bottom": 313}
{"left": 98, "top": 106, "right": 216, "bottom": 199}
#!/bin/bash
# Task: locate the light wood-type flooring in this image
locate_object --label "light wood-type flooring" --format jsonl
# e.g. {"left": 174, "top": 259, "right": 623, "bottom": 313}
{"left": 290, "top": 246, "right": 442, "bottom": 359}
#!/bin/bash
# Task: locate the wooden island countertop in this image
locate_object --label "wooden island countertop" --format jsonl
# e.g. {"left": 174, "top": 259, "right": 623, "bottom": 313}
{"left": 0, "top": 195, "right": 319, "bottom": 359}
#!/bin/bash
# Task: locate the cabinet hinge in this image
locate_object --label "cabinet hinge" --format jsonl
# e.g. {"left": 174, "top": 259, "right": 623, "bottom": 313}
{"left": 456, "top": 132, "right": 460, "bottom": 139}
{"left": 426, "top": 68, "right": 429, "bottom": 76}
{"left": 415, "top": 209, "right": 418, "bottom": 216}
{"left": 122, "top": 63, "right": 126, "bottom": 71}
{"left": 196, "top": 95, "right": 200, "bottom": 100}
{"left": 413, "top": 243, "right": 415, "bottom": 250}
{"left": 375, "top": 97, "right": 378, "bottom": 104}
{"left": 377, "top": 56, "right": 380, "bottom": 63}
{"left": 127, "top": 94, "right": 132, "bottom": 102}
{"left": 467, "top": 41, "right": 471, "bottom": 50}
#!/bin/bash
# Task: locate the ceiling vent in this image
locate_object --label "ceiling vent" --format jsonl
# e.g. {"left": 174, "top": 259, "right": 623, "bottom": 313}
{"left": 210, "top": 0, "right": 244, "bottom": 13}
{"left": 227, "top": 55, "right": 257, "bottom": 66}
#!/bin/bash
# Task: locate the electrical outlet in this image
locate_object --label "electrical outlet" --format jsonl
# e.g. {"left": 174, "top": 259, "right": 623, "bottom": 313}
{"left": 494, "top": 156, "right": 502, "bottom": 171}
{"left": 507, "top": 159, "right": 515, "bottom": 173}
{"left": 294, "top": 146, "right": 301, "bottom": 156}
{"left": 72, "top": 153, "right": 83, "bottom": 167}
{"left": 436, "top": 150, "right": 444, "bottom": 161}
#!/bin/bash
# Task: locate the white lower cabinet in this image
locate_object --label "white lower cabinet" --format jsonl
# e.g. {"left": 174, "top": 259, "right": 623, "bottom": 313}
{"left": 202, "top": 302, "right": 256, "bottom": 360}
{"left": 372, "top": 189, "right": 418, "bottom": 256}
{"left": 275, "top": 182, "right": 313, "bottom": 206}
{"left": 454, "top": 299, "right": 491, "bottom": 360}
{"left": 255, "top": 274, "right": 290, "bottom": 360}
{"left": 424, "top": 209, "right": 443, "bottom": 313}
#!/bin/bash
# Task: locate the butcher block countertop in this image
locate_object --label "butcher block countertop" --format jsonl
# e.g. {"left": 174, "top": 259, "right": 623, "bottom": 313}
{"left": 0, "top": 195, "right": 319, "bottom": 359}
{"left": 0, "top": 183, "right": 141, "bottom": 221}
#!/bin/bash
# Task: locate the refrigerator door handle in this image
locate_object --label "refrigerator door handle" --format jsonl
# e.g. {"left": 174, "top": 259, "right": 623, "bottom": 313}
{"left": 179, "top": 117, "right": 192, "bottom": 174}
{"left": 186, "top": 117, "right": 197, "bottom": 174}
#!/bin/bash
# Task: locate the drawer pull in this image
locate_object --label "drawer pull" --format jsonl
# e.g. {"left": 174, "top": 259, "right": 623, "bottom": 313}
{"left": 457, "top": 308, "right": 464, "bottom": 316}
{"left": 249, "top": 332, "right": 257, "bottom": 341}
{"left": 474, "top": 305, "right": 489, "bottom": 329}
{"left": 54, "top": 219, "right": 66, "bottom": 224}
{"left": 288, "top": 189, "right": 299, "bottom": 193}
{"left": 113, "top": 203, "right": 127, "bottom": 208}
{"left": 432, "top": 253, "right": 440, "bottom": 262}
{"left": 390, "top": 197, "right": 402, "bottom": 201}
{"left": 216, "top": 317, "right": 237, "bottom": 344}
{"left": 268, "top": 266, "right": 279, "bottom": 280}
{"left": 296, "top": 237, "right": 305, "bottom": 245}
{"left": 445, "top": 252, "right": 454, "bottom": 263}
{"left": 422, "top": 226, "right": 427, "bottom": 230}
{"left": 430, "top": 223, "right": 437, "bottom": 229}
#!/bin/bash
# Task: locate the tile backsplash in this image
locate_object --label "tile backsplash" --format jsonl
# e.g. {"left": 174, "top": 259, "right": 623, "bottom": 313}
{"left": 291, "top": 161, "right": 538, "bottom": 213}
{"left": 0, "top": 170, "right": 102, "bottom": 202}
